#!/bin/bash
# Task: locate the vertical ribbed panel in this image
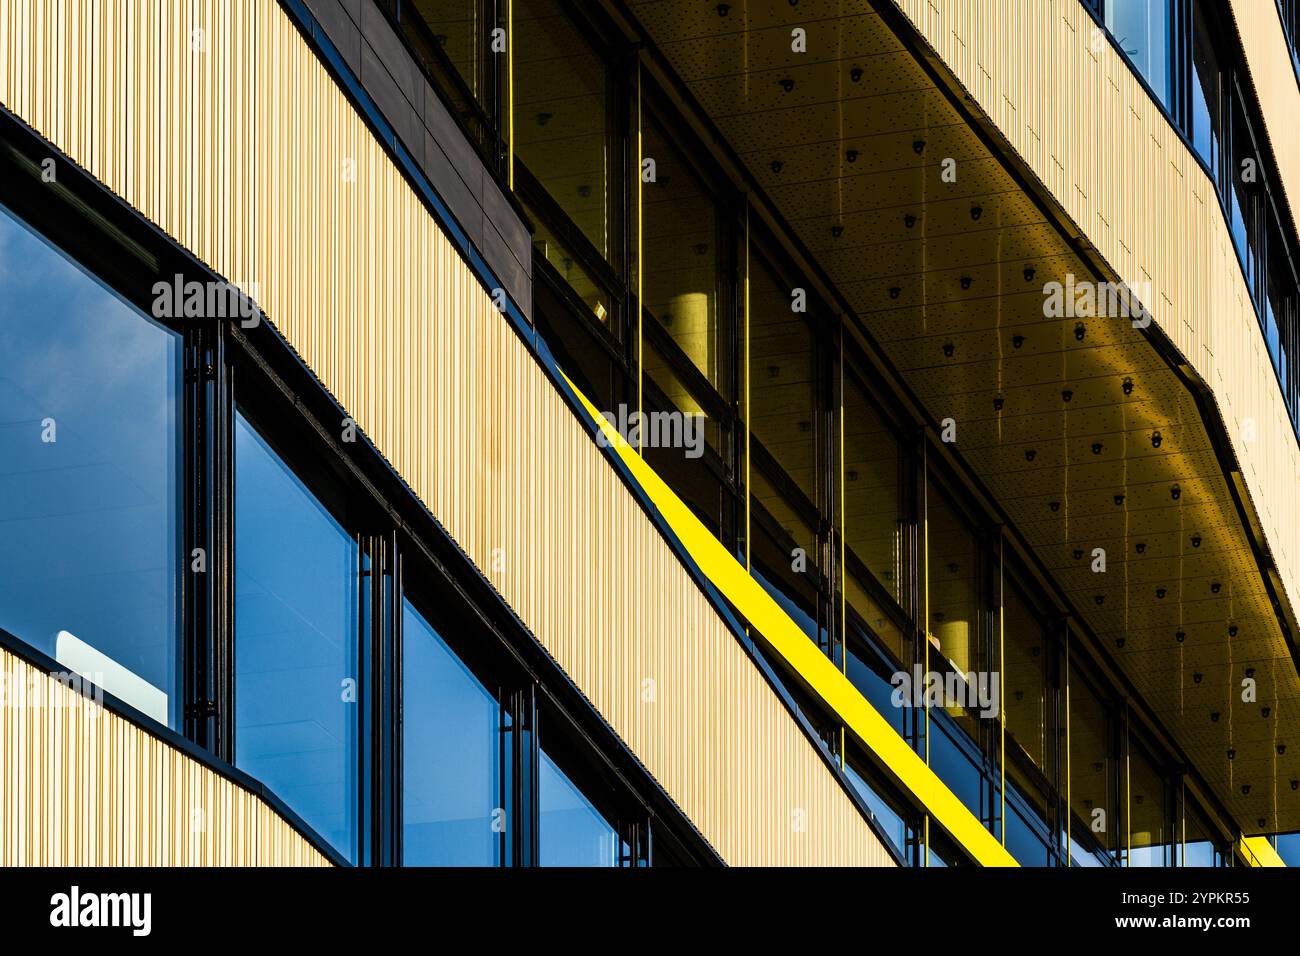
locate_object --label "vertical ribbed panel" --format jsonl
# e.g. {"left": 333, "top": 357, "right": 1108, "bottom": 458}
{"left": 0, "top": 0, "right": 891, "bottom": 865}
{"left": 892, "top": 0, "right": 1300, "bottom": 643}
{"left": 0, "top": 648, "right": 329, "bottom": 866}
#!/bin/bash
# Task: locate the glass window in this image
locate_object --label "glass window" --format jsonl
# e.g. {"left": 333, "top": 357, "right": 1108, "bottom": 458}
{"left": 530, "top": 213, "right": 614, "bottom": 328}
{"left": 234, "top": 413, "right": 358, "bottom": 861}
{"left": 843, "top": 373, "right": 904, "bottom": 606}
{"left": 0, "top": 204, "right": 180, "bottom": 727}
{"left": 407, "top": 0, "right": 489, "bottom": 105}
{"left": 1228, "top": 95, "right": 1260, "bottom": 294}
{"left": 846, "top": 639, "right": 907, "bottom": 736}
{"left": 1190, "top": 5, "right": 1222, "bottom": 176}
{"left": 1070, "top": 674, "right": 1116, "bottom": 860}
{"left": 846, "top": 574, "right": 910, "bottom": 668}
{"left": 402, "top": 599, "right": 501, "bottom": 865}
{"left": 929, "top": 717, "right": 991, "bottom": 824}
{"left": 1129, "top": 744, "right": 1171, "bottom": 866}
{"left": 1105, "top": 0, "right": 1171, "bottom": 106}
{"left": 1005, "top": 799, "right": 1053, "bottom": 866}
{"left": 749, "top": 256, "right": 817, "bottom": 504}
{"left": 643, "top": 336, "right": 723, "bottom": 455}
{"left": 927, "top": 828, "right": 970, "bottom": 867}
{"left": 1069, "top": 835, "right": 1110, "bottom": 866}
{"left": 1286, "top": 0, "right": 1300, "bottom": 58}
{"left": 844, "top": 748, "right": 913, "bottom": 859}
{"left": 1003, "top": 585, "right": 1049, "bottom": 773}
{"left": 750, "top": 468, "right": 822, "bottom": 644}
{"left": 533, "top": 267, "right": 626, "bottom": 416}
{"left": 642, "top": 112, "right": 728, "bottom": 394}
{"left": 1276, "top": 832, "right": 1300, "bottom": 867}
{"left": 927, "top": 486, "right": 983, "bottom": 729}
{"left": 641, "top": 334, "right": 733, "bottom": 541}
{"left": 391, "top": 1, "right": 495, "bottom": 157}
{"left": 1265, "top": 216, "right": 1296, "bottom": 397}
{"left": 514, "top": 0, "right": 615, "bottom": 265}
{"left": 539, "top": 748, "right": 618, "bottom": 866}
{"left": 1182, "top": 801, "right": 1223, "bottom": 867}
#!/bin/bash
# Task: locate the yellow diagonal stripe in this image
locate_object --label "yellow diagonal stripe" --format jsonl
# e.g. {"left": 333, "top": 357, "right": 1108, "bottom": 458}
{"left": 564, "top": 373, "right": 1018, "bottom": 867}
{"left": 1240, "top": 835, "right": 1286, "bottom": 867}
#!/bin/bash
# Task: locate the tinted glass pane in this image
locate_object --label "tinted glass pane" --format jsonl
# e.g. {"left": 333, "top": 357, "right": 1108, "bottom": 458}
{"left": 843, "top": 374, "right": 903, "bottom": 605}
{"left": 750, "top": 257, "right": 817, "bottom": 503}
{"left": 844, "top": 758, "right": 910, "bottom": 857}
{"left": 1069, "top": 834, "right": 1109, "bottom": 866}
{"left": 1003, "top": 585, "right": 1048, "bottom": 772}
{"left": 1276, "top": 833, "right": 1300, "bottom": 867}
{"left": 1228, "top": 97, "right": 1259, "bottom": 290}
{"left": 846, "top": 641, "right": 906, "bottom": 735}
{"left": 1105, "top": 0, "right": 1170, "bottom": 105}
{"left": 643, "top": 337, "right": 723, "bottom": 454}
{"left": 1005, "top": 800, "right": 1052, "bottom": 866}
{"left": 235, "top": 414, "right": 358, "bottom": 861}
{"left": 533, "top": 267, "right": 625, "bottom": 416}
{"left": 1070, "top": 676, "right": 1115, "bottom": 858}
{"left": 750, "top": 468, "right": 822, "bottom": 643}
{"left": 846, "top": 574, "right": 909, "bottom": 667}
{"left": 1182, "top": 841, "right": 1219, "bottom": 867}
{"left": 1129, "top": 746, "right": 1170, "bottom": 866}
{"left": 642, "top": 115, "right": 727, "bottom": 392}
{"left": 402, "top": 600, "right": 501, "bottom": 865}
{"left": 409, "top": 0, "right": 487, "bottom": 103}
{"left": 928, "top": 829, "right": 969, "bottom": 867}
{"left": 929, "top": 719, "right": 988, "bottom": 822}
{"left": 530, "top": 211, "right": 613, "bottom": 328}
{"left": 927, "top": 487, "right": 982, "bottom": 727}
{"left": 539, "top": 748, "right": 618, "bottom": 866}
{"left": 1183, "top": 803, "right": 1221, "bottom": 867}
{"left": 0, "top": 204, "right": 180, "bottom": 726}
{"left": 515, "top": 0, "right": 613, "bottom": 263}
{"left": 1190, "top": 7, "right": 1221, "bottom": 174}
{"left": 1265, "top": 217, "right": 1296, "bottom": 402}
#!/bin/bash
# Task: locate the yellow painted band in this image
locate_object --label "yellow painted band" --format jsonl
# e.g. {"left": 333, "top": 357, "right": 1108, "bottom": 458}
{"left": 564, "top": 373, "right": 1018, "bottom": 867}
{"left": 1240, "top": 835, "right": 1286, "bottom": 867}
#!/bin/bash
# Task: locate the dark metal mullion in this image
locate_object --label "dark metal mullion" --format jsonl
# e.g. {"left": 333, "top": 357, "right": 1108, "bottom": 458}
{"left": 183, "top": 324, "right": 234, "bottom": 762}
{"left": 499, "top": 690, "right": 511, "bottom": 866}
{"left": 516, "top": 684, "right": 539, "bottom": 867}
{"left": 359, "top": 531, "right": 400, "bottom": 867}
{"left": 180, "top": 327, "right": 207, "bottom": 749}
{"left": 357, "top": 534, "right": 373, "bottom": 866}
{"left": 388, "top": 536, "right": 403, "bottom": 867}
{"left": 212, "top": 329, "right": 235, "bottom": 763}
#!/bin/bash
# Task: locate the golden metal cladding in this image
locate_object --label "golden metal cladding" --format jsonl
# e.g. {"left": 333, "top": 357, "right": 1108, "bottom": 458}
{"left": 627, "top": 0, "right": 1300, "bottom": 833}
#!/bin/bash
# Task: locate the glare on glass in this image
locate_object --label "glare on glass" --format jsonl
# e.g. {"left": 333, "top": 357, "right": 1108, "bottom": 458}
{"left": 402, "top": 599, "right": 501, "bottom": 866}
{"left": 234, "top": 413, "right": 358, "bottom": 862}
{"left": 0, "top": 203, "right": 180, "bottom": 726}
{"left": 539, "top": 747, "right": 618, "bottom": 866}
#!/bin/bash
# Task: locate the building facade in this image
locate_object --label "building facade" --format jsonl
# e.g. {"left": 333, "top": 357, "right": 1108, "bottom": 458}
{"left": 0, "top": 0, "right": 1297, "bottom": 867}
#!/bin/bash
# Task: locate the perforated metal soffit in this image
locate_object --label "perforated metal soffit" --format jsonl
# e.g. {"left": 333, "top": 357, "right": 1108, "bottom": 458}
{"left": 625, "top": 0, "right": 1300, "bottom": 835}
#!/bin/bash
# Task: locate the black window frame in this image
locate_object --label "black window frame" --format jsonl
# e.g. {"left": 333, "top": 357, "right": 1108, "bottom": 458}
{"left": 0, "top": 102, "right": 716, "bottom": 869}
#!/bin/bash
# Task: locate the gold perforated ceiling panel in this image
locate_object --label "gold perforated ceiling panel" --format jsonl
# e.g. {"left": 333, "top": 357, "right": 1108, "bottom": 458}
{"left": 627, "top": 0, "right": 1300, "bottom": 834}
